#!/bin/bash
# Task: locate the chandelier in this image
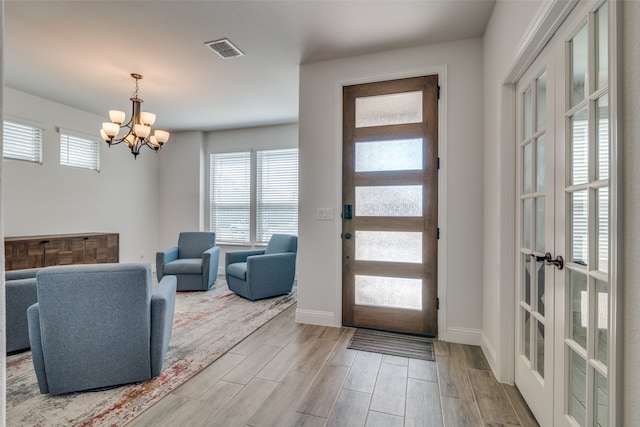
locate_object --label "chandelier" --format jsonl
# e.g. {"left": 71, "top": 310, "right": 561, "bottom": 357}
{"left": 100, "top": 73, "right": 170, "bottom": 158}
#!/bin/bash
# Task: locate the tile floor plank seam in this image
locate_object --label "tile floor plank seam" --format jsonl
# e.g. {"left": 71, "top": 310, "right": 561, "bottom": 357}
{"left": 127, "top": 304, "right": 538, "bottom": 427}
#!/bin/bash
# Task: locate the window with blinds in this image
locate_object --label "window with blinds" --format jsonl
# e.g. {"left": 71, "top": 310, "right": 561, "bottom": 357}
{"left": 60, "top": 132, "right": 100, "bottom": 171}
{"left": 3, "top": 120, "right": 43, "bottom": 163}
{"left": 209, "top": 148, "right": 298, "bottom": 246}
{"left": 210, "top": 151, "right": 251, "bottom": 245}
{"left": 256, "top": 148, "right": 299, "bottom": 244}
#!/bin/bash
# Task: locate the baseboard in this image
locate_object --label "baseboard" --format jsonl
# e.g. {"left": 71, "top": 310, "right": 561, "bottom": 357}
{"left": 444, "top": 326, "right": 483, "bottom": 346}
{"left": 295, "top": 308, "right": 337, "bottom": 327}
{"left": 481, "top": 332, "right": 499, "bottom": 380}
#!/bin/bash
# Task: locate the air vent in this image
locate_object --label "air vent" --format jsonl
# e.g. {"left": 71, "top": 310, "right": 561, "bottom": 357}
{"left": 205, "top": 38, "right": 244, "bottom": 59}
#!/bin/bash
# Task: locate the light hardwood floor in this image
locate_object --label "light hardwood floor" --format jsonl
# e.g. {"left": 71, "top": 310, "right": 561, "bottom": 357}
{"left": 127, "top": 304, "right": 540, "bottom": 427}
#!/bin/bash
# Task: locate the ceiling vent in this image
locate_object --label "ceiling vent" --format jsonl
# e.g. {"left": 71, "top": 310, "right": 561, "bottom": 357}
{"left": 205, "top": 38, "right": 244, "bottom": 59}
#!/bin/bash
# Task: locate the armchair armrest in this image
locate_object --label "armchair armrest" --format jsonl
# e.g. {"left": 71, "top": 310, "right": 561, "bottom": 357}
{"left": 156, "top": 246, "right": 179, "bottom": 281}
{"left": 202, "top": 246, "right": 221, "bottom": 289}
{"left": 6, "top": 267, "right": 42, "bottom": 281}
{"left": 27, "top": 303, "right": 49, "bottom": 394}
{"left": 245, "top": 252, "right": 297, "bottom": 300}
{"left": 225, "top": 249, "right": 266, "bottom": 267}
{"left": 150, "top": 275, "right": 177, "bottom": 376}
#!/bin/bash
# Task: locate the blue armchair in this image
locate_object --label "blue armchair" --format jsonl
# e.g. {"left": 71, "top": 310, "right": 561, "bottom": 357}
{"left": 225, "top": 234, "right": 297, "bottom": 301}
{"left": 156, "top": 232, "right": 220, "bottom": 291}
{"left": 27, "top": 263, "right": 177, "bottom": 395}
{"left": 5, "top": 268, "right": 41, "bottom": 353}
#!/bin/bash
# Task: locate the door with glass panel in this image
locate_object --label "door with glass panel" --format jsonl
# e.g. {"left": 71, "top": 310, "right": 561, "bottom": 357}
{"left": 342, "top": 75, "right": 438, "bottom": 335}
{"left": 516, "top": 2, "right": 612, "bottom": 426}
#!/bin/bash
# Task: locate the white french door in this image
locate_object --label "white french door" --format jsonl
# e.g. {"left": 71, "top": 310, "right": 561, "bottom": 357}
{"left": 515, "top": 1, "right": 613, "bottom": 426}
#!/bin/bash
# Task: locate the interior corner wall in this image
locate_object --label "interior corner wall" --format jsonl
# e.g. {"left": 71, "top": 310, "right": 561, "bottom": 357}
{"left": 157, "top": 130, "right": 205, "bottom": 250}
{"left": 297, "top": 38, "right": 485, "bottom": 340}
{"left": 481, "top": 0, "right": 544, "bottom": 380}
{"left": 2, "top": 88, "right": 160, "bottom": 264}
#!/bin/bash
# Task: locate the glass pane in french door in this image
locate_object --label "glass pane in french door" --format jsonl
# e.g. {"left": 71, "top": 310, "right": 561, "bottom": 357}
{"left": 562, "top": 3, "right": 610, "bottom": 425}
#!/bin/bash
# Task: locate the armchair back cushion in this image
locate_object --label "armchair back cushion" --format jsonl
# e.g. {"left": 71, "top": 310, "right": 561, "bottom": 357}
{"left": 178, "top": 232, "right": 216, "bottom": 259}
{"left": 265, "top": 234, "right": 298, "bottom": 255}
{"left": 28, "top": 263, "right": 176, "bottom": 395}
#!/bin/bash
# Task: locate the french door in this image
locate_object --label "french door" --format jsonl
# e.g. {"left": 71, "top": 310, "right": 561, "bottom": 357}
{"left": 342, "top": 75, "right": 438, "bottom": 336}
{"left": 516, "top": 1, "right": 612, "bottom": 426}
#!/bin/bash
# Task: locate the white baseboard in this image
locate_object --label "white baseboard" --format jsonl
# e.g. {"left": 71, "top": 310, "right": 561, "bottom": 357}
{"left": 443, "top": 326, "right": 483, "bottom": 346}
{"left": 295, "top": 308, "right": 337, "bottom": 327}
{"left": 481, "top": 332, "right": 500, "bottom": 379}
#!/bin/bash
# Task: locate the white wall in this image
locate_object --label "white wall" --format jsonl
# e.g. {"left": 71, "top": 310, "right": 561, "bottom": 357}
{"left": 297, "top": 38, "right": 485, "bottom": 342}
{"left": 3, "top": 88, "right": 160, "bottom": 264}
{"left": 481, "top": 0, "right": 544, "bottom": 380}
{"left": 622, "top": 1, "right": 640, "bottom": 422}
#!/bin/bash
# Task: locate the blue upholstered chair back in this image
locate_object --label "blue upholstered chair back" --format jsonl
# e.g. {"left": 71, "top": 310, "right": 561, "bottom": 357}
{"left": 265, "top": 234, "right": 298, "bottom": 255}
{"left": 178, "top": 232, "right": 216, "bottom": 259}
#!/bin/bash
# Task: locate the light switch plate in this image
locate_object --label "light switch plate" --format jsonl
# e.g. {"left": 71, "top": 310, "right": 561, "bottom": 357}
{"left": 317, "top": 208, "right": 334, "bottom": 220}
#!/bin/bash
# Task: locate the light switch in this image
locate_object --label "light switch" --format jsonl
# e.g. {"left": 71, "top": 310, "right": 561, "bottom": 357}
{"left": 317, "top": 208, "right": 334, "bottom": 220}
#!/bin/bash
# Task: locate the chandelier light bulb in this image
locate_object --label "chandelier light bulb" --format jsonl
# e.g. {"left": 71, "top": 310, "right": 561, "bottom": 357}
{"left": 134, "top": 123, "right": 151, "bottom": 138}
{"left": 139, "top": 112, "right": 156, "bottom": 126}
{"left": 154, "top": 130, "right": 170, "bottom": 144}
{"left": 102, "top": 122, "right": 120, "bottom": 138}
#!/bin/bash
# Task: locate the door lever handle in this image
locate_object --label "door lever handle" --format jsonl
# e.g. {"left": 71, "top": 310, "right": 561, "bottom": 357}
{"left": 531, "top": 252, "right": 564, "bottom": 270}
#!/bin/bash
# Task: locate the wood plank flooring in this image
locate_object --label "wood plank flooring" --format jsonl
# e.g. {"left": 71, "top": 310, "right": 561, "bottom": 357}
{"left": 127, "top": 304, "right": 539, "bottom": 427}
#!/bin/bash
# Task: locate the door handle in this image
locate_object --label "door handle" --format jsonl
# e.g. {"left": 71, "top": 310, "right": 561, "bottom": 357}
{"left": 531, "top": 252, "right": 564, "bottom": 270}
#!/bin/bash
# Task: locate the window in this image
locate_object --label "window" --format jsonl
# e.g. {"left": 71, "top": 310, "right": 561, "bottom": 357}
{"left": 60, "top": 132, "right": 100, "bottom": 171}
{"left": 256, "top": 148, "right": 298, "bottom": 243}
{"left": 3, "top": 120, "right": 43, "bottom": 163}
{"left": 210, "top": 148, "right": 298, "bottom": 245}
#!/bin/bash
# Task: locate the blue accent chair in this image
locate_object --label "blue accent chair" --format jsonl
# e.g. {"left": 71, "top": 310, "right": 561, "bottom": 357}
{"left": 225, "top": 234, "right": 297, "bottom": 301}
{"left": 156, "top": 232, "right": 220, "bottom": 291}
{"left": 5, "top": 268, "right": 41, "bottom": 353}
{"left": 27, "top": 263, "right": 177, "bottom": 395}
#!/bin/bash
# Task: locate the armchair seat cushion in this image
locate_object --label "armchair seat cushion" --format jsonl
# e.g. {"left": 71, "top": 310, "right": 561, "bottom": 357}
{"left": 164, "top": 259, "right": 203, "bottom": 275}
{"left": 226, "top": 262, "right": 247, "bottom": 280}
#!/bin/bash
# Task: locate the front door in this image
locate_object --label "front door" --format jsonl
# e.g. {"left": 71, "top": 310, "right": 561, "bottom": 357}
{"left": 515, "top": 1, "right": 613, "bottom": 425}
{"left": 342, "top": 75, "right": 438, "bottom": 335}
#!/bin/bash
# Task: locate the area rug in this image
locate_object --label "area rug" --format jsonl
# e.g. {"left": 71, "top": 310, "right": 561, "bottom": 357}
{"left": 347, "top": 328, "right": 435, "bottom": 361}
{"left": 6, "top": 282, "right": 296, "bottom": 426}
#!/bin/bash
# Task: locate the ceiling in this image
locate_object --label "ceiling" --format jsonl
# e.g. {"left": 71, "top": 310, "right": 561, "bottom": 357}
{"left": 4, "top": 0, "right": 496, "bottom": 132}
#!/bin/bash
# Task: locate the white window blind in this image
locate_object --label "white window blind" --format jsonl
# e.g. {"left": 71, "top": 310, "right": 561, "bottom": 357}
{"left": 3, "top": 120, "right": 43, "bottom": 163}
{"left": 210, "top": 151, "right": 251, "bottom": 245}
{"left": 256, "top": 148, "right": 299, "bottom": 244}
{"left": 60, "top": 132, "right": 100, "bottom": 171}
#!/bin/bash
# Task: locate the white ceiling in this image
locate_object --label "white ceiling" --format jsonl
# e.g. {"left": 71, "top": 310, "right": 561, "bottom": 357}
{"left": 4, "top": 0, "right": 496, "bottom": 132}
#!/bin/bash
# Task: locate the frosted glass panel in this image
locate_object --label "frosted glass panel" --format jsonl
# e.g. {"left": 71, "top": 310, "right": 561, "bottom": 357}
{"left": 355, "top": 139, "right": 422, "bottom": 172}
{"left": 355, "top": 275, "right": 422, "bottom": 310}
{"left": 537, "top": 72, "right": 547, "bottom": 131}
{"left": 523, "top": 198, "right": 532, "bottom": 249}
{"left": 570, "top": 270, "right": 588, "bottom": 350}
{"left": 356, "top": 186, "right": 422, "bottom": 217}
{"left": 597, "top": 187, "right": 609, "bottom": 273}
{"left": 523, "top": 142, "right": 532, "bottom": 194}
{"left": 535, "top": 197, "right": 545, "bottom": 254}
{"left": 597, "top": 97, "right": 609, "bottom": 180}
{"left": 355, "top": 231, "right": 422, "bottom": 263}
{"left": 572, "top": 191, "right": 588, "bottom": 266}
{"left": 596, "top": 4, "right": 609, "bottom": 90}
{"left": 569, "top": 349, "right": 587, "bottom": 427}
{"left": 571, "top": 108, "right": 589, "bottom": 185}
{"left": 355, "top": 91, "right": 422, "bottom": 128}
{"left": 535, "top": 321, "right": 545, "bottom": 378}
{"left": 596, "top": 280, "right": 609, "bottom": 366}
{"left": 523, "top": 88, "right": 532, "bottom": 139}
{"left": 536, "top": 135, "right": 545, "bottom": 192}
{"left": 571, "top": 24, "right": 588, "bottom": 107}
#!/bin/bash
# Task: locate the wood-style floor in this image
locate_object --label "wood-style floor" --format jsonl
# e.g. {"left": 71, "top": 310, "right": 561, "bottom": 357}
{"left": 127, "top": 304, "right": 540, "bottom": 427}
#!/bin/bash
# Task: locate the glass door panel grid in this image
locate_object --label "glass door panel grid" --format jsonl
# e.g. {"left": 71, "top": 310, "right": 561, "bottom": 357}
{"left": 519, "top": 69, "right": 549, "bottom": 381}
{"left": 563, "top": 3, "right": 609, "bottom": 425}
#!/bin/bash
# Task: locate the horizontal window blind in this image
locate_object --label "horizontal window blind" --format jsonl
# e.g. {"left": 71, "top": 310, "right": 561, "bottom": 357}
{"left": 210, "top": 151, "right": 251, "bottom": 245}
{"left": 3, "top": 120, "right": 43, "bottom": 163}
{"left": 256, "top": 148, "right": 299, "bottom": 244}
{"left": 60, "top": 132, "right": 100, "bottom": 171}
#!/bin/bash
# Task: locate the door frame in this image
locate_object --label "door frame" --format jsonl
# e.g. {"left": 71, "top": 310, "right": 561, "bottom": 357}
{"left": 497, "top": 0, "right": 621, "bottom": 425}
{"left": 334, "top": 64, "right": 448, "bottom": 339}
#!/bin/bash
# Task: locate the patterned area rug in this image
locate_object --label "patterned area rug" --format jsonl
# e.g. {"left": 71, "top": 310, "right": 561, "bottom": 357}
{"left": 347, "top": 328, "right": 435, "bottom": 361}
{"left": 6, "top": 282, "right": 296, "bottom": 426}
